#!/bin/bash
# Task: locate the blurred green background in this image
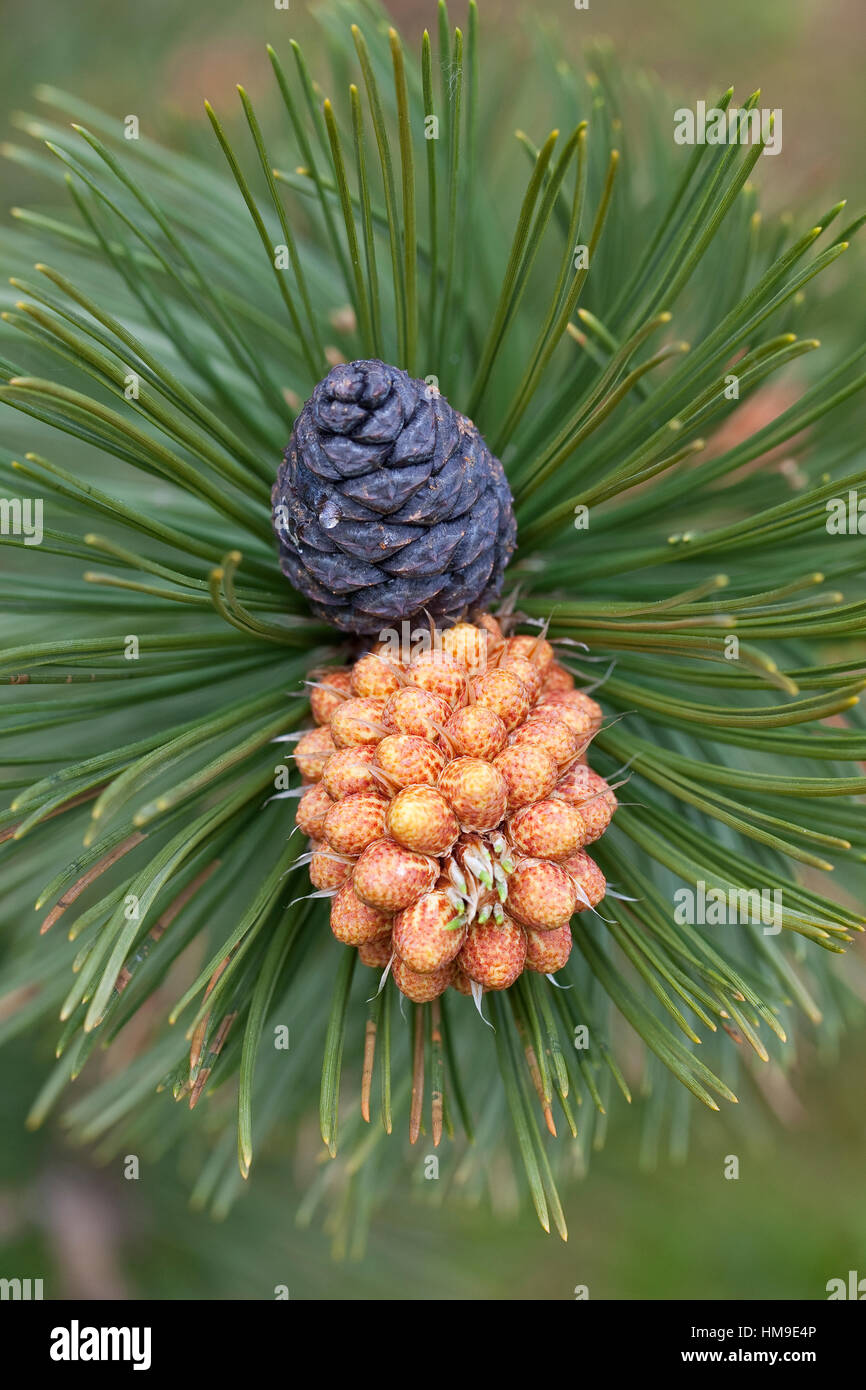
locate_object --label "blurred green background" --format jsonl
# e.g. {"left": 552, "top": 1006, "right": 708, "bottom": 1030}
{"left": 1, "top": 0, "right": 864, "bottom": 1299}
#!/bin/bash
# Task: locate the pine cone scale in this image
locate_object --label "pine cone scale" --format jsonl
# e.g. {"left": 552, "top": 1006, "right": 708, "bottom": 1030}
{"left": 341, "top": 462, "right": 433, "bottom": 514}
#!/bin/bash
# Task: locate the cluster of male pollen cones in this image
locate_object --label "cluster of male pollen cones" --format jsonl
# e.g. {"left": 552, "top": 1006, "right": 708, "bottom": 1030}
{"left": 271, "top": 357, "right": 620, "bottom": 1017}
{"left": 284, "top": 616, "right": 618, "bottom": 1007}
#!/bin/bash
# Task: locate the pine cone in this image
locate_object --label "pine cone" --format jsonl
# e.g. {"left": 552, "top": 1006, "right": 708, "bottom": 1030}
{"left": 272, "top": 360, "right": 517, "bottom": 634}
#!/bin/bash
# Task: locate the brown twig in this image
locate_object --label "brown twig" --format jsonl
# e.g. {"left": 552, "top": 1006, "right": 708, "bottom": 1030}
{"left": 409, "top": 1005, "right": 425, "bottom": 1144}
{"left": 360, "top": 1017, "right": 377, "bottom": 1123}
{"left": 40, "top": 830, "right": 146, "bottom": 934}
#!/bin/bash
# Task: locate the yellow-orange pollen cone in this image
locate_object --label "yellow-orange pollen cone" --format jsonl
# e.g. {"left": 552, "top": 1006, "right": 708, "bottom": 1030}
{"left": 291, "top": 617, "right": 615, "bottom": 997}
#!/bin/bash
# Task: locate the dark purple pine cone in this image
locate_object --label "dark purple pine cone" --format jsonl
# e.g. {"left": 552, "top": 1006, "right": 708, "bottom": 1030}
{"left": 271, "top": 360, "right": 517, "bottom": 634}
